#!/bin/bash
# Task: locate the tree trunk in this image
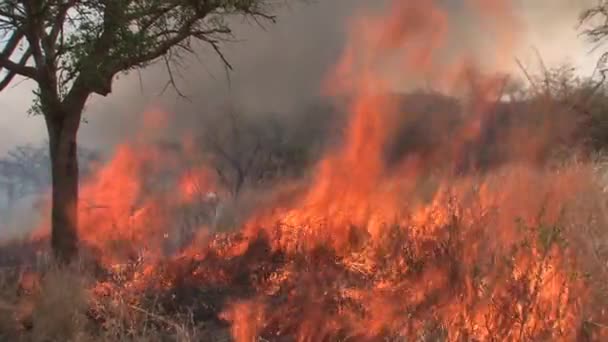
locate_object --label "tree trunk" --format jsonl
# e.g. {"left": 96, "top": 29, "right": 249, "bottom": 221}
{"left": 45, "top": 112, "right": 80, "bottom": 263}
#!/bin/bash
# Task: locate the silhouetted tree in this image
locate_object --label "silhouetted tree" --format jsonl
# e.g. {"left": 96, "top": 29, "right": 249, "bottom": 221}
{"left": 0, "top": 143, "right": 99, "bottom": 207}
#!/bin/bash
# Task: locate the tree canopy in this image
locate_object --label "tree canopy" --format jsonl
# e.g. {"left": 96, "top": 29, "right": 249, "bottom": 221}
{"left": 0, "top": 0, "right": 276, "bottom": 109}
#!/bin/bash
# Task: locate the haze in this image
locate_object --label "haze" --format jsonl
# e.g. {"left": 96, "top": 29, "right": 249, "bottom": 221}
{"left": 0, "top": 0, "right": 600, "bottom": 154}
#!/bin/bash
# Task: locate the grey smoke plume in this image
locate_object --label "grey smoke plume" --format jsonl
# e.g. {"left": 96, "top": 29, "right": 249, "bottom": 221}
{"left": 78, "top": 0, "right": 371, "bottom": 151}
{"left": 77, "top": 0, "right": 598, "bottom": 150}
{"left": 0, "top": 0, "right": 599, "bottom": 153}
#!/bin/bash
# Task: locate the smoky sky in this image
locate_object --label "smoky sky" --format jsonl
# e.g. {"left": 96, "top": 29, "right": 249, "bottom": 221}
{"left": 76, "top": 0, "right": 372, "bottom": 151}
{"left": 0, "top": 0, "right": 600, "bottom": 154}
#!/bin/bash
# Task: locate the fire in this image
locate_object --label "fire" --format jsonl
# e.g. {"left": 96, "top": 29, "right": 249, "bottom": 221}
{"left": 15, "top": 0, "right": 608, "bottom": 340}
{"left": 31, "top": 139, "right": 218, "bottom": 266}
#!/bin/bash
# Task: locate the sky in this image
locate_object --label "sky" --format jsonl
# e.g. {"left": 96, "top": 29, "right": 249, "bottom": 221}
{"left": 0, "top": 0, "right": 602, "bottom": 155}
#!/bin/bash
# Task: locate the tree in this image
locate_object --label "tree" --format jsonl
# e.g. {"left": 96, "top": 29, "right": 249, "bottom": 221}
{"left": 575, "top": 6, "right": 608, "bottom": 150}
{"left": 0, "top": 144, "right": 51, "bottom": 204}
{"left": 0, "top": 143, "right": 99, "bottom": 204}
{"left": 201, "top": 109, "right": 278, "bottom": 197}
{"left": 0, "top": 0, "right": 277, "bottom": 262}
{"left": 199, "top": 106, "right": 332, "bottom": 198}
{"left": 581, "top": 4, "right": 608, "bottom": 80}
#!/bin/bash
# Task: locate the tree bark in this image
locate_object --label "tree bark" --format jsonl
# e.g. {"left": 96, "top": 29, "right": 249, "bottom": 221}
{"left": 45, "top": 111, "right": 81, "bottom": 263}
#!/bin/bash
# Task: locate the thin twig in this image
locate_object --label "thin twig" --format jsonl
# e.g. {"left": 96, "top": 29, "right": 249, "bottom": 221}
{"left": 128, "top": 303, "right": 186, "bottom": 335}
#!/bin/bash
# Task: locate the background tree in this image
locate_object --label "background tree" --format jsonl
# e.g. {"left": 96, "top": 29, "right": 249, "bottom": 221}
{"left": 0, "top": 144, "right": 51, "bottom": 206}
{"left": 0, "top": 143, "right": 99, "bottom": 205}
{"left": 0, "top": 0, "right": 277, "bottom": 262}
{"left": 576, "top": 5, "right": 608, "bottom": 151}
{"left": 198, "top": 104, "right": 335, "bottom": 198}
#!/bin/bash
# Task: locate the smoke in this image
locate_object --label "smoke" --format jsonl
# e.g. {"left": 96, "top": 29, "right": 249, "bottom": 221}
{"left": 517, "top": 0, "right": 599, "bottom": 72}
{"left": 0, "top": 1, "right": 596, "bottom": 174}
{"left": 72, "top": 0, "right": 599, "bottom": 153}
{"left": 78, "top": 0, "right": 372, "bottom": 151}
{"left": 0, "top": 0, "right": 599, "bottom": 154}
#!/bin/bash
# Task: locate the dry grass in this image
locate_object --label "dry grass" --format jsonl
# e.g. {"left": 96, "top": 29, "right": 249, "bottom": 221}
{"left": 30, "top": 265, "right": 90, "bottom": 341}
{"left": 2, "top": 161, "right": 608, "bottom": 341}
{"left": 0, "top": 261, "right": 228, "bottom": 341}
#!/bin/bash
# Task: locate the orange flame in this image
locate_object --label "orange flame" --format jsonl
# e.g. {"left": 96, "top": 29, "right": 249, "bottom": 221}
{"left": 22, "top": 1, "right": 608, "bottom": 340}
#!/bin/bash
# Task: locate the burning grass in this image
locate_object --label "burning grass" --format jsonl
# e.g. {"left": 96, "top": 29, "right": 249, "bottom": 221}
{"left": 151, "top": 164, "right": 608, "bottom": 341}
{"left": 3, "top": 162, "right": 608, "bottom": 341}
{"left": 3, "top": 0, "right": 608, "bottom": 340}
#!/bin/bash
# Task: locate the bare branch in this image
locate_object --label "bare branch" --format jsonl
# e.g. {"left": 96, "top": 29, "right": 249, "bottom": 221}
{"left": 0, "top": 46, "right": 32, "bottom": 91}
{"left": 159, "top": 53, "right": 190, "bottom": 100}
{"left": 0, "top": 29, "right": 25, "bottom": 64}
{"left": 0, "top": 53, "right": 37, "bottom": 80}
{"left": 205, "top": 37, "right": 233, "bottom": 71}
{"left": 113, "top": 25, "right": 231, "bottom": 73}
{"left": 581, "top": 3, "right": 608, "bottom": 87}
{"left": 0, "top": 28, "right": 36, "bottom": 80}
